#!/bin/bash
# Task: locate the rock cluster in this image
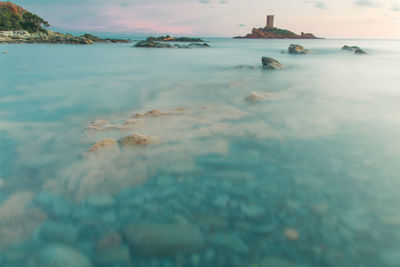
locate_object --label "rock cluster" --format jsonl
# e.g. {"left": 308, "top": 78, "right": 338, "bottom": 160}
{"left": 0, "top": 30, "right": 129, "bottom": 44}
{"left": 134, "top": 40, "right": 210, "bottom": 48}
{"left": 145, "top": 35, "right": 205, "bottom": 42}
{"left": 342, "top": 45, "right": 367, "bottom": 54}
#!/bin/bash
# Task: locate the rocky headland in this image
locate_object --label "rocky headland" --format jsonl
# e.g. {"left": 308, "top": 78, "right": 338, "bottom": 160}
{"left": 0, "top": 1, "right": 129, "bottom": 44}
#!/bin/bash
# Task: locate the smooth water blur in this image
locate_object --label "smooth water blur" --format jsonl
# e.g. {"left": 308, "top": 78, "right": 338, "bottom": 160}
{"left": 1, "top": 38, "right": 400, "bottom": 266}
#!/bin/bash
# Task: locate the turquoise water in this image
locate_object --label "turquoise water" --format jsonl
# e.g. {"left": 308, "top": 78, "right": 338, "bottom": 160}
{"left": 1, "top": 38, "right": 400, "bottom": 266}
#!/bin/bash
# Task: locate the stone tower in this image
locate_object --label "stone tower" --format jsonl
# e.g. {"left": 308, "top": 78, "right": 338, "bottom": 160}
{"left": 266, "top": 15, "right": 274, "bottom": 28}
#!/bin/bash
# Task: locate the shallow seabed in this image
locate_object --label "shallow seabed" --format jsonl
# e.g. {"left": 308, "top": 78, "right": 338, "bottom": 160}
{"left": 1, "top": 38, "right": 400, "bottom": 267}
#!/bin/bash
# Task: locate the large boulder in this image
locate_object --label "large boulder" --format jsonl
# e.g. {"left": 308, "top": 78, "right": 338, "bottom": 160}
{"left": 261, "top": 57, "right": 283, "bottom": 70}
{"left": 288, "top": 44, "right": 310, "bottom": 54}
{"left": 25, "top": 244, "right": 93, "bottom": 267}
{"left": 123, "top": 223, "right": 204, "bottom": 256}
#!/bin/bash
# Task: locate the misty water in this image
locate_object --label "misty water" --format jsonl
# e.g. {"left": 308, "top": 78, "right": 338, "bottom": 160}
{"left": 1, "top": 38, "right": 400, "bottom": 267}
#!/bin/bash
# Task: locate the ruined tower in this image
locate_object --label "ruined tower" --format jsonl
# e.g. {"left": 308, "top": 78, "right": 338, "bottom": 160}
{"left": 266, "top": 15, "right": 274, "bottom": 28}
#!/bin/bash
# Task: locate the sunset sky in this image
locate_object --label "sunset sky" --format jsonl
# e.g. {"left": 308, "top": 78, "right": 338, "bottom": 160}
{"left": 13, "top": 0, "right": 400, "bottom": 38}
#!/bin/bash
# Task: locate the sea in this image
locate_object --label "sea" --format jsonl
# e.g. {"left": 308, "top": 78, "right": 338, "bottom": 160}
{"left": 1, "top": 38, "right": 400, "bottom": 267}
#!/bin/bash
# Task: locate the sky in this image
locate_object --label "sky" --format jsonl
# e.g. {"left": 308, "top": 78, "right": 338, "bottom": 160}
{"left": 12, "top": 0, "right": 400, "bottom": 38}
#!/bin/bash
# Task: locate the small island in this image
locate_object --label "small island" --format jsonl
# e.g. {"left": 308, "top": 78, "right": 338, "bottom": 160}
{"left": 234, "top": 15, "right": 319, "bottom": 39}
{"left": 134, "top": 36, "right": 210, "bottom": 48}
{"left": 0, "top": 1, "right": 129, "bottom": 44}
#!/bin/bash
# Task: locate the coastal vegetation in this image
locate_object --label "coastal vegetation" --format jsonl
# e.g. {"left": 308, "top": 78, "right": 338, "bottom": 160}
{"left": 0, "top": 1, "right": 49, "bottom": 33}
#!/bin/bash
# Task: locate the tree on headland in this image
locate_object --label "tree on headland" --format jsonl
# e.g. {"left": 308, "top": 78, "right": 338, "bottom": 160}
{"left": 0, "top": 1, "right": 50, "bottom": 32}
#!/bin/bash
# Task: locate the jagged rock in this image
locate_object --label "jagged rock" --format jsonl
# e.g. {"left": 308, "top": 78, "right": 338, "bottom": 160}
{"left": 288, "top": 44, "right": 310, "bottom": 54}
{"left": 86, "top": 139, "right": 118, "bottom": 154}
{"left": 342, "top": 45, "right": 353, "bottom": 51}
{"left": 123, "top": 223, "right": 204, "bottom": 256}
{"left": 354, "top": 48, "right": 367, "bottom": 55}
{"left": 261, "top": 57, "right": 283, "bottom": 70}
{"left": 118, "top": 133, "right": 151, "bottom": 147}
{"left": 342, "top": 45, "right": 367, "bottom": 55}
{"left": 25, "top": 244, "right": 93, "bottom": 267}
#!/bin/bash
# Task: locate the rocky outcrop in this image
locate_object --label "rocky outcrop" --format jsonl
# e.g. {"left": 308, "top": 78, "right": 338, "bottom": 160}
{"left": 134, "top": 40, "right": 209, "bottom": 48}
{"left": 261, "top": 57, "right": 283, "bottom": 70}
{"left": 123, "top": 223, "right": 204, "bottom": 256}
{"left": 343, "top": 45, "right": 367, "bottom": 55}
{"left": 288, "top": 44, "right": 310, "bottom": 54}
{"left": 234, "top": 26, "right": 319, "bottom": 39}
{"left": 86, "top": 139, "right": 119, "bottom": 154}
{"left": 118, "top": 133, "right": 151, "bottom": 148}
{"left": 0, "top": 30, "right": 129, "bottom": 44}
{"left": 145, "top": 35, "right": 205, "bottom": 42}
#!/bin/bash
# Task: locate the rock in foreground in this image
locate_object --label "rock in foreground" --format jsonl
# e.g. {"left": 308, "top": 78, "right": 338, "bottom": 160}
{"left": 123, "top": 223, "right": 204, "bottom": 256}
{"left": 288, "top": 44, "right": 310, "bottom": 54}
{"left": 261, "top": 57, "right": 283, "bottom": 70}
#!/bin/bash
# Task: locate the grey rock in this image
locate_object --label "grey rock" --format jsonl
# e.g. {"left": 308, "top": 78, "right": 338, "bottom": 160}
{"left": 123, "top": 223, "right": 204, "bottom": 256}
{"left": 261, "top": 57, "right": 283, "bottom": 70}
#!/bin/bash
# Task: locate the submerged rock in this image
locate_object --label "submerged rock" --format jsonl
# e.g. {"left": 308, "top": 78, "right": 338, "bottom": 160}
{"left": 123, "top": 223, "right": 204, "bottom": 256}
{"left": 25, "top": 244, "right": 93, "bottom": 267}
{"left": 38, "top": 221, "right": 79, "bottom": 244}
{"left": 284, "top": 228, "right": 299, "bottom": 240}
{"left": 342, "top": 45, "right": 367, "bottom": 55}
{"left": 86, "top": 139, "right": 118, "bottom": 154}
{"left": 118, "top": 133, "right": 151, "bottom": 147}
{"left": 261, "top": 57, "right": 283, "bottom": 70}
{"left": 244, "top": 92, "right": 274, "bottom": 103}
{"left": 96, "top": 245, "right": 131, "bottom": 265}
{"left": 354, "top": 48, "right": 367, "bottom": 55}
{"left": 288, "top": 44, "right": 310, "bottom": 54}
{"left": 211, "top": 233, "right": 249, "bottom": 254}
{"left": 0, "top": 191, "right": 47, "bottom": 250}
